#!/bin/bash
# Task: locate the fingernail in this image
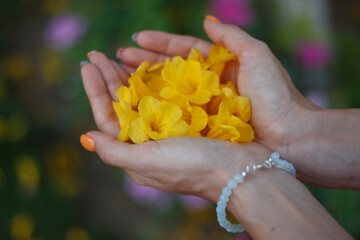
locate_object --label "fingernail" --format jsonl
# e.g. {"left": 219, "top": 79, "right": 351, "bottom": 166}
{"left": 116, "top": 48, "right": 125, "bottom": 59}
{"left": 80, "top": 60, "right": 89, "bottom": 68}
{"left": 205, "top": 15, "right": 221, "bottom": 23}
{"left": 87, "top": 50, "right": 96, "bottom": 59}
{"left": 131, "top": 32, "right": 138, "bottom": 43}
{"left": 80, "top": 134, "right": 95, "bottom": 152}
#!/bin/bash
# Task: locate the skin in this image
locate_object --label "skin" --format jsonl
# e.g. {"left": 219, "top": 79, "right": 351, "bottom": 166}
{"left": 80, "top": 20, "right": 357, "bottom": 239}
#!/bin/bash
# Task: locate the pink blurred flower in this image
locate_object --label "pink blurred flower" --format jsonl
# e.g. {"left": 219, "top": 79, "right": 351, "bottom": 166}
{"left": 234, "top": 232, "right": 252, "bottom": 240}
{"left": 180, "top": 195, "right": 210, "bottom": 210}
{"left": 210, "top": 0, "right": 254, "bottom": 27}
{"left": 305, "top": 90, "right": 328, "bottom": 108}
{"left": 124, "top": 176, "right": 173, "bottom": 210}
{"left": 295, "top": 42, "right": 332, "bottom": 70}
{"left": 45, "top": 13, "right": 87, "bottom": 50}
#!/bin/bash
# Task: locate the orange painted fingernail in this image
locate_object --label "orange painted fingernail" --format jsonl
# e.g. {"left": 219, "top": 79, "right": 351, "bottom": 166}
{"left": 87, "top": 50, "right": 96, "bottom": 59}
{"left": 116, "top": 48, "right": 125, "bottom": 58}
{"left": 80, "top": 134, "right": 95, "bottom": 152}
{"left": 205, "top": 15, "right": 221, "bottom": 23}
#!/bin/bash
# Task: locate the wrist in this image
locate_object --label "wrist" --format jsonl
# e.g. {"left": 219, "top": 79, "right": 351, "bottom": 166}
{"left": 208, "top": 143, "right": 272, "bottom": 203}
{"left": 281, "top": 107, "right": 360, "bottom": 188}
{"left": 226, "top": 167, "right": 352, "bottom": 239}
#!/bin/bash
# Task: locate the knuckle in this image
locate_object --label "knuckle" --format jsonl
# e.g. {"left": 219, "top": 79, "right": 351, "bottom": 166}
{"left": 241, "top": 41, "right": 271, "bottom": 59}
{"left": 255, "top": 40, "right": 270, "bottom": 51}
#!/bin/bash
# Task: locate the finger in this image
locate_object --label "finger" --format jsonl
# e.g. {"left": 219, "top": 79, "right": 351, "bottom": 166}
{"left": 117, "top": 47, "right": 168, "bottom": 67}
{"left": 121, "top": 64, "right": 137, "bottom": 75}
{"left": 88, "top": 51, "right": 123, "bottom": 101}
{"left": 203, "top": 20, "right": 261, "bottom": 57}
{"left": 135, "top": 31, "right": 212, "bottom": 58}
{"left": 110, "top": 60, "right": 130, "bottom": 87}
{"left": 81, "top": 64, "right": 119, "bottom": 136}
{"left": 87, "top": 131, "right": 156, "bottom": 171}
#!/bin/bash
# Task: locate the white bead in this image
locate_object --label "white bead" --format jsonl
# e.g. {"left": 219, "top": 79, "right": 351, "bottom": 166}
{"left": 271, "top": 152, "right": 280, "bottom": 160}
{"left": 228, "top": 179, "right": 237, "bottom": 189}
{"left": 234, "top": 174, "right": 243, "bottom": 183}
{"left": 218, "top": 201, "right": 226, "bottom": 208}
{"left": 222, "top": 187, "right": 231, "bottom": 196}
{"left": 242, "top": 171, "right": 247, "bottom": 177}
{"left": 220, "top": 194, "right": 229, "bottom": 202}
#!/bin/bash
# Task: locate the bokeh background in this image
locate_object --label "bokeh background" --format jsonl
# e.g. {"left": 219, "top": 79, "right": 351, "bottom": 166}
{"left": 1, "top": 0, "right": 360, "bottom": 239}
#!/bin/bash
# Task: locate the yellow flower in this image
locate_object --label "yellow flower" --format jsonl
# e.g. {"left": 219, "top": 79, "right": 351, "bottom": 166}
{"left": 207, "top": 97, "right": 254, "bottom": 143}
{"left": 113, "top": 86, "right": 139, "bottom": 142}
{"left": 143, "top": 63, "right": 168, "bottom": 94}
{"left": 208, "top": 81, "right": 238, "bottom": 115}
{"left": 15, "top": 156, "right": 40, "bottom": 197}
{"left": 11, "top": 214, "right": 34, "bottom": 240}
{"left": 207, "top": 45, "right": 236, "bottom": 77}
{"left": 188, "top": 45, "right": 236, "bottom": 78}
{"left": 216, "top": 96, "right": 251, "bottom": 123}
{"left": 66, "top": 227, "right": 91, "bottom": 240}
{"left": 160, "top": 57, "right": 220, "bottom": 105}
{"left": 128, "top": 61, "right": 159, "bottom": 107}
{"left": 128, "top": 96, "right": 189, "bottom": 143}
{"left": 168, "top": 95, "right": 208, "bottom": 136}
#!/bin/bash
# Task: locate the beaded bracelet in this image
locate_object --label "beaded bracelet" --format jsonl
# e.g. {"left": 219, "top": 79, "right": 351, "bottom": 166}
{"left": 216, "top": 152, "right": 296, "bottom": 233}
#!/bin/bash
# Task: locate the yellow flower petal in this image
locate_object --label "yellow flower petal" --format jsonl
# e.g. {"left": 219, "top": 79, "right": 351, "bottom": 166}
{"left": 138, "top": 96, "right": 161, "bottom": 122}
{"left": 235, "top": 121, "right": 254, "bottom": 143}
{"left": 233, "top": 96, "right": 251, "bottom": 122}
{"left": 208, "top": 115, "right": 217, "bottom": 129}
{"left": 216, "top": 99, "right": 232, "bottom": 125}
{"left": 187, "top": 48, "right": 205, "bottom": 64}
{"left": 148, "top": 62, "right": 164, "bottom": 72}
{"left": 190, "top": 106, "right": 208, "bottom": 131}
{"left": 128, "top": 117, "right": 150, "bottom": 144}
{"left": 116, "top": 86, "right": 131, "bottom": 103}
{"left": 187, "top": 88, "right": 212, "bottom": 105}
{"left": 207, "top": 125, "right": 240, "bottom": 142}
{"left": 133, "top": 61, "right": 149, "bottom": 76}
{"left": 166, "top": 119, "right": 189, "bottom": 137}
{"left": 156, "top": 103, "right": 183, "bottom": 130}
{"left": 159, "top": 86, "right": 179, "bottom": 100}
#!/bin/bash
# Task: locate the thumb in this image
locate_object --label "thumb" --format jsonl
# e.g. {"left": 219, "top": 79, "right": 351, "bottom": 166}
{"left": 203, "top": 19, "right": 259, "bottom": 57}
{"left": 86, "top": 131, "right": 138, "bottom": 169}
